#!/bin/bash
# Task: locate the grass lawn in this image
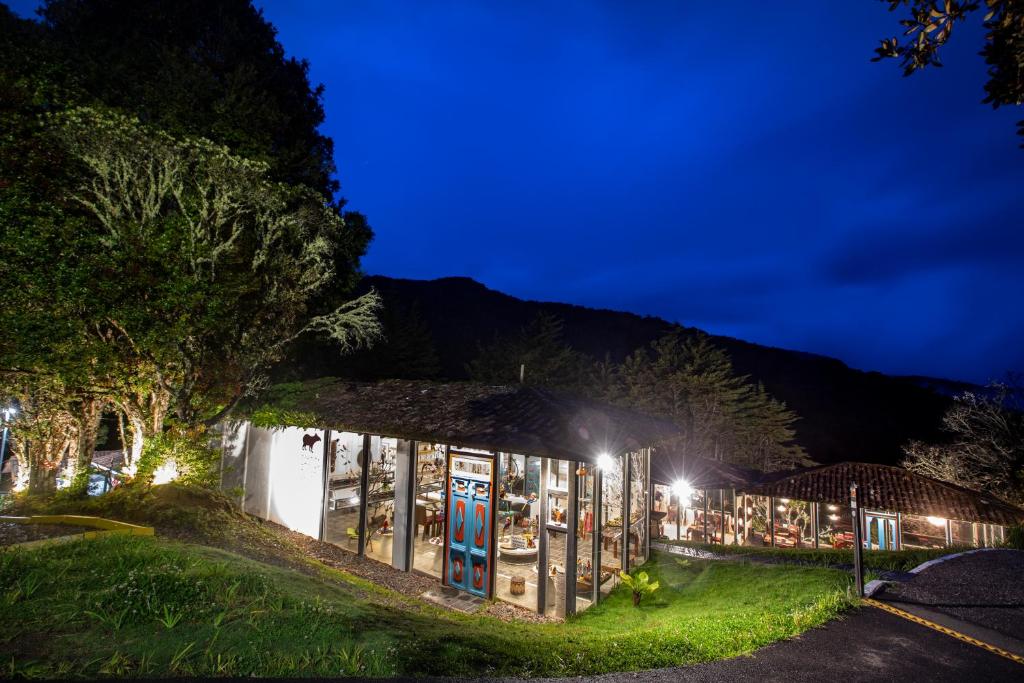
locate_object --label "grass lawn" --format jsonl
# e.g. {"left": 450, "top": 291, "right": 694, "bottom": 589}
{"left": 661, "top": 539, "right": 971, "bottom": 574}
{"left": 2, "top": 533, "right": 855, "bottom": 678}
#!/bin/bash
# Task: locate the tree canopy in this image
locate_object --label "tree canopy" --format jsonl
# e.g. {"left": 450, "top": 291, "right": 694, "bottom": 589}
{"left": 0, "top": 1, "right": 379, "bottom": 493}
{"left": 873, "top": 0, "right": 1024, "bottom": 146}
{"left": 466, "top": 317, "right": 809, "bottom": 472}
{"left": 903, "top": 375, "right": 1024, "bottom": 505}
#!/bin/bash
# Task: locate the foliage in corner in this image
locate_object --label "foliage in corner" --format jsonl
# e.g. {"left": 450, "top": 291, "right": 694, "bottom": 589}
{"left": 1005, "top": 524, "right": 1024, "bottom": 549}
{"left": 872, "top": 0, "right": 1024, "bottom": 147}
{"left": 618, "top": 569, "right": 660, "bottom": 607}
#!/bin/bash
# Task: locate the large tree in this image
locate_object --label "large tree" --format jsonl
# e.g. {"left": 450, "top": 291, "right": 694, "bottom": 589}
{"left": 873, "top": 0, "right": 1024, "bottom": 146}
{"left": 615, "top": 331, "right": 808, "bottom": 471}
{"left": 56, "top": 106, "right": 381, "bottom": 448}
{"left": 467, "top": 313, "right": 593, "bottom": 391}
{"left": 1, "top": 1, "right": 380, "bottom": 492}
{"left": 903, "top": 376, "right": 1024, "bottom": 504}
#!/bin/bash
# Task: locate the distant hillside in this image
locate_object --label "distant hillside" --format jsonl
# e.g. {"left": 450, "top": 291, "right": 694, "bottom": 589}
{"left": 284, "top": 275, "right": 960, "bottom": 467}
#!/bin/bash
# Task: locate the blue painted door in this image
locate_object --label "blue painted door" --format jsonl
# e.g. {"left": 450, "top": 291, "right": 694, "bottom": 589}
{"left": 446, "top": 474, "right": 491, "bottom": 598}
{"left": 866, "top": 514, "right": 898, "bottom": 550}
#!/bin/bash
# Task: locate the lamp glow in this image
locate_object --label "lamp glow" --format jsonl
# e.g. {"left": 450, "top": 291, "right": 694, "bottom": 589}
{"left": 596, "top": 453, "right": 614, "bottom": 470}
{"left": 927, "top": 516, "right": 946, "bottom": 527}
{"left": 777, "top": 505, "right": 786, "bottom": 512}
{"left": 152, "top": 460, "right": 179, "bottom": 485}
{"left": 672, "top": 479, "right": 693, "bottom": 499}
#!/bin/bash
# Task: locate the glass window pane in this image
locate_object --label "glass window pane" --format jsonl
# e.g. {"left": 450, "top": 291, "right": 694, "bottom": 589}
{"left": 323, "top": 432, "right": 366, "bottom": 548}
{"left": 774, "top": 498, "right": 814, "bottom": 548}
{"left": 742, "top": 495, "right": 771, "bottom": 546}
{"left": 628, "top": 451, "right": 647, "bottom": 566}
{"left": 362, "top": 437, "right": 411, "bottom": 566}
{"left": 575, "top": 462, "right": 597, "bottom": 613}
{"left": 817, "top": 501, "right": 854, "bottom": 549}
{"left": 412, "top": 442, "right": 446, "bottom": 577}
{"left": 900, "top": 514, "right": 947, "bottom": 549}
{"left": 495, "top": 453, "right": 541, "bottom": 611}
{"left": 599, "top": 454, "right": 623, "bottom": 597}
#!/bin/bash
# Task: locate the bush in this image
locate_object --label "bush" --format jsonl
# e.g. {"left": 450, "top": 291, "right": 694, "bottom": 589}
{"left": 1005, "top": 524, "right": 1024, "bottom": 550}
{"left": 618, "top": 569, "right": 660, "bottom": 606}
{"left": 136, "top": 429, "right": 220, "bottom": 489}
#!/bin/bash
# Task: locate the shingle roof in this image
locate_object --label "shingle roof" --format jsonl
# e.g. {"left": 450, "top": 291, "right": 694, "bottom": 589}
{"left": 251, "top": 379, "right": 682, "bottom": 464}
{"left": 746, "top": 461, "right": 1024, "bottom": 527}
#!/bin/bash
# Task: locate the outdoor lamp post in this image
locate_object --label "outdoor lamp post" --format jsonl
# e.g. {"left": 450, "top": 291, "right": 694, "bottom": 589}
{"left": 850, "top": 481, "right": 864, "bottom": 597}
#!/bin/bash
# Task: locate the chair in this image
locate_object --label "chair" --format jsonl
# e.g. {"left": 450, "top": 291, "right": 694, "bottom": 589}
{"left": 346, "top": 527, "right": 374, "bottom": 552}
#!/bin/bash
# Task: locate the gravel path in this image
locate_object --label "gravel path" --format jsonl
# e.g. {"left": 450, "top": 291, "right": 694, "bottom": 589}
{"left": 271, "top": 523, "right": 553, "bottom": 623}
{"left": 0, "top": 521, "right": 82, "bottom": 546}
{"left": 878, "top": 548, "right": 1024, "bottom": 641}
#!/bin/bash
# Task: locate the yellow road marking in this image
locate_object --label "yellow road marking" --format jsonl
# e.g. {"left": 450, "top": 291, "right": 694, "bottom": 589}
{"left": 864, "top": 598, "right": 1024, "bottom": 666}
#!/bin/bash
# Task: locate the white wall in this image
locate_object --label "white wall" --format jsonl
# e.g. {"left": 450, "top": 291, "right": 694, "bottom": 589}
{"left": 265, "top": 426, "right": 326, "bottom": 538}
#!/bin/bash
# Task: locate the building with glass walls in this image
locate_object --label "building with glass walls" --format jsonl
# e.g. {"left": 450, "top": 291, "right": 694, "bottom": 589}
{"left": 650, "top": 458, "right": 1023, "bottom": 551}
{"left": 221, "top": 379, "right": 679, "bottom": 617}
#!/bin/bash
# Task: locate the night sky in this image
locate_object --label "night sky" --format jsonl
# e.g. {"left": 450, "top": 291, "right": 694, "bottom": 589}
{"left": 11, "top": 1, "right": 1024, "bottom": 382}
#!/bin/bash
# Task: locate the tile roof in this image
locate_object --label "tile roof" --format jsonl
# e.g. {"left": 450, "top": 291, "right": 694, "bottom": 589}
{"left": 746, "top": 461, "right": 1024, "bottom": 527}
{"left": 252, "top": 379, "right": 682, "bottom": 465}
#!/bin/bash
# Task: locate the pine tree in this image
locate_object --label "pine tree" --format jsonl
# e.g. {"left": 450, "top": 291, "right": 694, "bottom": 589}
{"left": 614, "top": 330, "right": 809, "bottom": 471}
{"left": 467, "top": 313, "right": 591, "bottom": 391}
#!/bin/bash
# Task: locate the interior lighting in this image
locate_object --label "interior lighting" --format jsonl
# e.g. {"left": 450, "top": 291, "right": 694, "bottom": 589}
{"left": 596, "top": 453, "right": 614, "bottom": 470}
{"left": 927, "top": 516, "right": 946, "bottom": 527}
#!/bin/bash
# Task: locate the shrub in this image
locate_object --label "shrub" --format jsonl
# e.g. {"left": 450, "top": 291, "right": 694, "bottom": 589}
{"left": 618, "top": 569, "right": 660, "bottom": 606}
{"left": 136, "top": 429, "right": 220, "bottom": 489}
{"left": 1005, "top": 524, "right": 1024, "bottom": 550}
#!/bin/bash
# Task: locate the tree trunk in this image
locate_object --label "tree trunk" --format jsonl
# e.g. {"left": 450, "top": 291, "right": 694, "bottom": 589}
{"left": 70, "top": 397, "right": 104, "bottom": 491}
{"left": 27, "top": 458, "right": 57, "bottom": 495}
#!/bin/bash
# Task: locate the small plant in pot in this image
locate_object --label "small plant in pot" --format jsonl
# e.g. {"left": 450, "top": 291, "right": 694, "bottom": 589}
{"left": 619, "top": 569, "right": 660, "bottom": 606}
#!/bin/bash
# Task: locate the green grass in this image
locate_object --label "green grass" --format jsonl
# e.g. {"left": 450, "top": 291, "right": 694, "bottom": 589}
{"left": 662, "top": 539, "right": 972, "bottom": 573}
{"left": 2, "top": 536, "right": 855, "bottom": 678}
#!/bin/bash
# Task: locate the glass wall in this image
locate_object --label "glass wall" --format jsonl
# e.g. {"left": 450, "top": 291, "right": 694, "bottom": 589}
{"left": 575, "top": 463, "right": 597, "bottom": 612}
{"left": 361, "top": 437, "right": 412, "bottom": 566}
{"left": 743, "top": 495, "right": 771, "bottom": 546}
{"left": 628, "top": 451, "right": 647, "bottom": 568}
{"left": 774, "top": 498, "right": 814, "bottom": 548}
{"left": 950, "top": 520, "right": 974, "bottom": 546}
{"left": 651, "top": 483, "right": 672, "bottom": 541}
{"left": 721, "top": 490, "right": 735, "bottom": 544}
{"left": 323, "top": 432, "right": 366, "bottom": 548}
{"left": 900, "top": 514, "right": 948, "bottom": 549}
{"left": 684, "top": 488, "right": 707, "bottom": 542}
{"left": 412, "top": 442, "right": 446, "bottom": 577}
{"left": 816, "top": 502, "right": 854, "bottom": 549}
{"left": 599, "top": 454, "right": 623, "bottom": 597}
{"left": 495, "top": 453, "right": 541, "bottom": 610}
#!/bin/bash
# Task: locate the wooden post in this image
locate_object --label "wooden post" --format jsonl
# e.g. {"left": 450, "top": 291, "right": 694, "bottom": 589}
{"left": 623, "top": 453, "right": 631, "bottom": 572}
{"left": 593, "top": 466, "right": 602, "bottom": 605}
{"left": 702, "top": 490, "right": 709, "bottom": 544}
{"left": 565, "top": 460, "right": 578, "bottom": 616}
{"left": 851, "top": 482, "right": 864, "bottom": 597}
{"left": 731, "top": 489, "right": 737, "bottom": 545}
{"left": 538, "top": 458, "right": 549, "bottom": 614}
{"left": 812, "top": 501, "right": 819, "bottom": 550}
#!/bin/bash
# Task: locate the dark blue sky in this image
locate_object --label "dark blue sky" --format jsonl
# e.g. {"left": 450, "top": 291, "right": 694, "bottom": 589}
{"left": 12, "top": 1, "right": 1024, "bottom": 382}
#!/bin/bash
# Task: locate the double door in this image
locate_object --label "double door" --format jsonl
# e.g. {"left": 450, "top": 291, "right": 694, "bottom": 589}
{"left": 865, "top": 511, "right": 898, "bottom": 550}
{"left": 445, "top": 453, "right": 494, "bottom": 598}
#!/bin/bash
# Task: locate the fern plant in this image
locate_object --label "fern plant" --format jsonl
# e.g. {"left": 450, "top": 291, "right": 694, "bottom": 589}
{"left": 619, "top": 569, "right": 660, "bottom": 606}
